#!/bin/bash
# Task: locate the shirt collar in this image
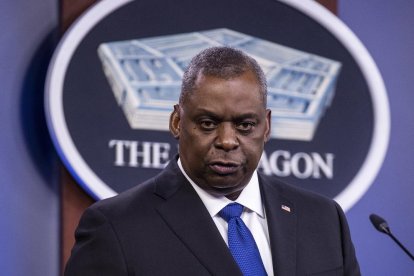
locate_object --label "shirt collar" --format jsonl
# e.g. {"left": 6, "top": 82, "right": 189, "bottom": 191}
{"left": 177, "top": 158, "right": 265, "bottom": 218}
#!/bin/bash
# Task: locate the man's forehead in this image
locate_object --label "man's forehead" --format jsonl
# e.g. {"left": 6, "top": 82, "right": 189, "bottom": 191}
{"left": 181, "top": 93, "right": 267, "bottom": 119}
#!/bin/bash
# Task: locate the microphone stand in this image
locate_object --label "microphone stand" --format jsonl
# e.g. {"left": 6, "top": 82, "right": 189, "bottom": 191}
{"left": 370, "top": 213, "right": 414, "bottom": 261}
{"left": 386, "top": 231, "right": 414, "bottom": 261}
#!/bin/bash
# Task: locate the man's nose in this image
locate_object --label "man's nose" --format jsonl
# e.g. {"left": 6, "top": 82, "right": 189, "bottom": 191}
{"left": 215, "top": 123, "right": 239, "bottom": 151}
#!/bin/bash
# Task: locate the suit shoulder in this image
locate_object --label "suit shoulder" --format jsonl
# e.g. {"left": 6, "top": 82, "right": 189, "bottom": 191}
{"left": 84, "top": 161, "right": 183, "bottom": 223}
{"left": 88, "top": 176, "right": 159, "bottom": 218}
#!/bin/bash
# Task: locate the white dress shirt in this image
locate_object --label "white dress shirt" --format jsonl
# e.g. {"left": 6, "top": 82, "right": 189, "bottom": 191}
{"left": 178, "top": 158, "right": 274, "bottom": 276}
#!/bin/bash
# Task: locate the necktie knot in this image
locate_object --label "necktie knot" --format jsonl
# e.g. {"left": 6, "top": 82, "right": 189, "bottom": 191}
{"left": 219, "top": 203, "right": 243, "bottom": 222}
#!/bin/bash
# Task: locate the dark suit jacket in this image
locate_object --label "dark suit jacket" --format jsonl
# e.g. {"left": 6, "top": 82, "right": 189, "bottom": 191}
{"left": 65, "top": 158, "right": 360, "bottom": 276}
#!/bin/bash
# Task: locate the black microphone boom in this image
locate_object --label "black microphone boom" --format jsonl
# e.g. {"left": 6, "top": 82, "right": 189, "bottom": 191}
{"left": 369, "top": 213, "right": 414, "bottom": 261}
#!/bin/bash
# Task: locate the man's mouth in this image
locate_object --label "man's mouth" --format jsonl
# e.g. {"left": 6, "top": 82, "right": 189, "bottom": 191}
{"left": 209, "top": 161, "right": 240, "bottom": 175}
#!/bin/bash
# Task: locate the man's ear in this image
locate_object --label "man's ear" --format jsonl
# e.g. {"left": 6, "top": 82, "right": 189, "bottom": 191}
{"left": 264, "top": 109, "right": 271, "bottom": 143}
{"left": 169, "top": 104, "right": 181, "bottom": 139}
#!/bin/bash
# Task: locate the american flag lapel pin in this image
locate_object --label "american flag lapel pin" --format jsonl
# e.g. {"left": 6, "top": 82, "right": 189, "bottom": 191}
{"left": 281, "top": 205, "right": 291, "bottom": 213}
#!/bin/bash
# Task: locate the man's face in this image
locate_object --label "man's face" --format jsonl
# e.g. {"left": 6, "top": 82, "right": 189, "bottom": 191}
{"left": 170, "top": 70, "right": 271, "bottom": 200}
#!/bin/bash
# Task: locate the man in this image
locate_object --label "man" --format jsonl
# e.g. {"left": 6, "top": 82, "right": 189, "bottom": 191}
{"left": 65, "top": 47, "right": 360, "bottom": 275}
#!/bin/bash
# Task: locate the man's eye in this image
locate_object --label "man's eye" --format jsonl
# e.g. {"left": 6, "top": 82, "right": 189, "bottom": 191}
{"left": 200, "top": 120, "right": 217, "bottom": 130}
{"left": 236, "top": 122, "right": 255, "bottom": 132}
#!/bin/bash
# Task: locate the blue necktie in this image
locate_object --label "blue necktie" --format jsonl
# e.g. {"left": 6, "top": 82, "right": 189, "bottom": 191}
{"left": 219, "top": 203, "right": 267, "bottom": 276}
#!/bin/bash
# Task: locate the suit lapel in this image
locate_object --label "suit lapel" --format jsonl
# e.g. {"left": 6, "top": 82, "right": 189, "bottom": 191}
{"left": 154, "top": 160, "right": 242, "bottom": 276}
{"left": 260, "top": 175, "right": 297, "bottom": 276}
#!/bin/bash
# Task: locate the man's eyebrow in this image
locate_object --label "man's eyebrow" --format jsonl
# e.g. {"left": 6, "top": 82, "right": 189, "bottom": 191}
{"left": 192, "top": 108, "right": 260, "bottom": 121}
{"left": 234, "top": 113, "right": 260, "bottom": 120}
{"left": 192, "top": 108, "right": 220, "bottom": 118}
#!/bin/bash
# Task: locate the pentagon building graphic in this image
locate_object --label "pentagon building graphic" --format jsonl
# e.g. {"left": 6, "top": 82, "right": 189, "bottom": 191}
{"left": 98, "top": 28, "right": 341, "bottom": 141}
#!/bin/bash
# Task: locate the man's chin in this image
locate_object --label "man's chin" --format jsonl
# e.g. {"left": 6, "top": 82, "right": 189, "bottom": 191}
{"left": 207, "top": 182, "right": 246, "bottom": 198}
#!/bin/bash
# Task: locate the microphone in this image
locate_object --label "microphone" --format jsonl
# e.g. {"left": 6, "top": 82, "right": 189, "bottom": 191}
{"left": 369, "top": 213, "right": 414, "bottom": 261}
